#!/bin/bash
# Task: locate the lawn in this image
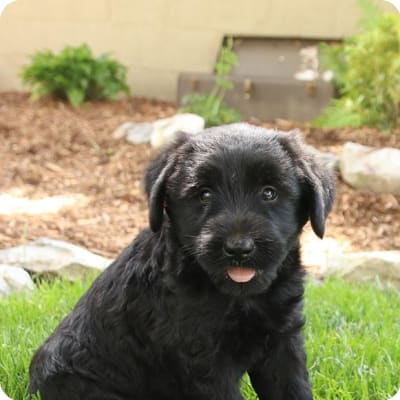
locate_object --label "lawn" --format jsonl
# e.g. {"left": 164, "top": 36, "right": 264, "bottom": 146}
{"left": 0, "top": 277, "right": 399, "bottom": 400}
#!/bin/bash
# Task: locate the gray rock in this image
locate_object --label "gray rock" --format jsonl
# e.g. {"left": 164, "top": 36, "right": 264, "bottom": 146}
{"left": 112, "top": 122, "right": 133, "bottom": 139}
{"left": 301, "top": 229, "right": 348, "bottom": 271}
{"left": 0, "top": 264, "right": 34, "bottom": 297}
{"left": 150, "top": 113, "right": 205, "bottom": 148}
{"left": 340, "top": 142, "right": 400, "bottom": 194}
{"left": 112, "top": 122, "right": 152, "bottom": 144}
{"left": 126, "top": 123, "right": 153, "bottom": 144}
{"left": 113, "top": 114, "right": 205, "bottom": 148}
{"left": 0, "top": 193, "right": 89, "bottom": 216}
{"left": 321, "top": 251, "right": 400, "bottom": 287}
{"left": 0, "top": 238, "right": 111, "bottom": 281}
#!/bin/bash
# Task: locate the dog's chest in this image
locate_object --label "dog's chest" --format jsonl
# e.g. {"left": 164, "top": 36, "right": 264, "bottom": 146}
{"left": 165, "top": 298, "right": 269, "bottom": 373}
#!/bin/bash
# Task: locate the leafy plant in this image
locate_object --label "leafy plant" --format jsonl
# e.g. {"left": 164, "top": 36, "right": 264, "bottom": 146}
{"left": 20, "top": 44, "right": 130, "bottom": 107}
{"left": 180, "top": 37, "right": 242, "bottom": 127}
{"left": 314, "top": 0, "right": 400, "bottom": 129}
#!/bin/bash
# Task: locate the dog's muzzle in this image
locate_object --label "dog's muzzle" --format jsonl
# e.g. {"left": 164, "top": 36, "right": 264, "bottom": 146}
{"left": 223, "top": 236, "right": 257, "bottom": 283}
{"left": 223, "top": 236, "right": 255, "bottom": 259}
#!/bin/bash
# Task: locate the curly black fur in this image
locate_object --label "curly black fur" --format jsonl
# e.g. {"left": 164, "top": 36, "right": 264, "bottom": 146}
{"left": 29, "top": 123, "right": 336, "bottom": 400}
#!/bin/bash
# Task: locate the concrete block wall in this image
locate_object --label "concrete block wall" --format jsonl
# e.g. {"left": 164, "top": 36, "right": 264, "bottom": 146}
{"left": 0, "top": 0, "right": 395, "bottom": 101}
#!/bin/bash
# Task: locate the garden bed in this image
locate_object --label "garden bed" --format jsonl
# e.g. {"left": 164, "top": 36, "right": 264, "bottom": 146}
{"left": 0, "top": 92, "right": 399, "bottom": 261}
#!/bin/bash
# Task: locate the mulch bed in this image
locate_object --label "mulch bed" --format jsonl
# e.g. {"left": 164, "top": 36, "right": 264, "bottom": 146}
{"left": 0, "top": 92, "right": 399, "bottom": 259}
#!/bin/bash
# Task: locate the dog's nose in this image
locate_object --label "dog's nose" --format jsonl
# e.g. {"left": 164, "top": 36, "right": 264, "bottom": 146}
{"left": 223, "top": 237, "right": 255, "bottom": 258}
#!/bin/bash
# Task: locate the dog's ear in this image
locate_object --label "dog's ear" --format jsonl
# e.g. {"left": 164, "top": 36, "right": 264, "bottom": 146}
{"left": 278, "top": 131, "right": 336, "bottom": 238}
{"left": 145, "top": 133, "right": 189, "bottom": 232}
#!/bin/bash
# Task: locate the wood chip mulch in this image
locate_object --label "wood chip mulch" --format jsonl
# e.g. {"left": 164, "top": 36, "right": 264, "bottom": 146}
{"left": 0, "top": 92, "right": 399, "bottom": 259}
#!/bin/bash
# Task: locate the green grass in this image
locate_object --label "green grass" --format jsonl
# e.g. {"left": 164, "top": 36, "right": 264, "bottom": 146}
{"left": 0, "top": 278, "right": 92, "bottom": 400}
{"left": 1, "top": 277, "right": 399, "bottom": 399}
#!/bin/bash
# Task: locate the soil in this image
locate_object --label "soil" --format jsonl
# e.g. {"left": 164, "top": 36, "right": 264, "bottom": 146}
{"left": 0, "top": 92, "right": 399, "bottom": 260}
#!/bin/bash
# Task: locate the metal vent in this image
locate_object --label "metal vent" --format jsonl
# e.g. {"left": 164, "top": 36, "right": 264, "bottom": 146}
{"left": 177, "top": 37, "right": 336, "bottom": 122}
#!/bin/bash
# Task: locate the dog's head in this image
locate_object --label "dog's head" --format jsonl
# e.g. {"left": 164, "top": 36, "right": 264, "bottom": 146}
{"left": 145, "top": 123, "right": 335, "bottom": 296}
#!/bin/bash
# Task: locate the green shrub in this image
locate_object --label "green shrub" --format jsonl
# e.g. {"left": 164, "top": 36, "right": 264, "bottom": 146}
{"left": 20, "top": 44, "right": 130, "bottom": 107}
{"left": 180, "top": 37, "right": 242, "bottom": 127}
{"left": 314, "top": 0, "right": 400, "bottom": 129}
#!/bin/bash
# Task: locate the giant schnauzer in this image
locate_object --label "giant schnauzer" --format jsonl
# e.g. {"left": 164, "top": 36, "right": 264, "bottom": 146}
{"left": 29, "top": 123, "right": 336, "bottom": 400}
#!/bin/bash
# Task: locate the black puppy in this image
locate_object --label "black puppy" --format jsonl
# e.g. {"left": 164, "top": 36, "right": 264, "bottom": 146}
{"left": 29, "top": 123, "right": 335, "bottom": 400}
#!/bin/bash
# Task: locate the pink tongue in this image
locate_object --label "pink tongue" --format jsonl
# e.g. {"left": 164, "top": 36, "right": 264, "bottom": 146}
{"left": 227, "top": 267, "right": 256, "bottom": 283}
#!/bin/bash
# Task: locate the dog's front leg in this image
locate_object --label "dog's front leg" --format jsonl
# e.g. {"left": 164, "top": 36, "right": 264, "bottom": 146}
{"left": 248, "top": 334, "right": 312, "bottom": 400}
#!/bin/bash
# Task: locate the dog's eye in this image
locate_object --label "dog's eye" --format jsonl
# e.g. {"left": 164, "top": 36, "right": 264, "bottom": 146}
{"left": 262, "top": 187, "right": 278, "bottom": 201}
{"left": 200, "top": 189, "right": 212, "bottom": 203}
